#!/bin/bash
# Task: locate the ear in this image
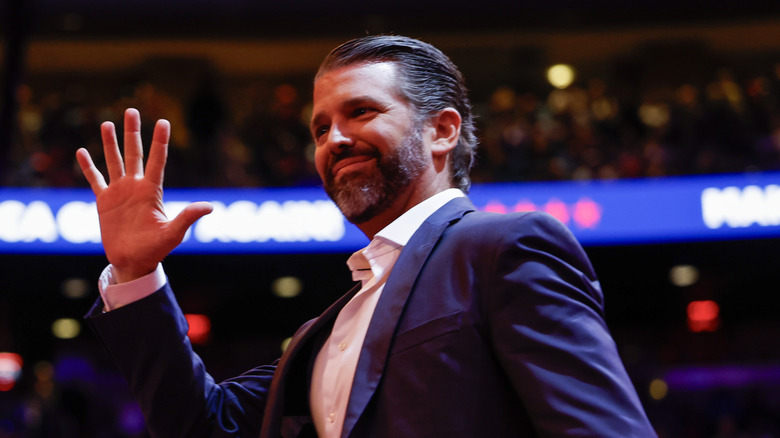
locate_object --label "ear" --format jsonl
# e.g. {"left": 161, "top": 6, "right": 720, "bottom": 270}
{"left": 428, "top": 108, "right": 461, "bottom": 157}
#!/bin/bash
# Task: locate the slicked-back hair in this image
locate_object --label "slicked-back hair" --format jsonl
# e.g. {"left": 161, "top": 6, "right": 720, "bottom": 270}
{"left": 316, "top": 35, "right": 478, "bottom": 192}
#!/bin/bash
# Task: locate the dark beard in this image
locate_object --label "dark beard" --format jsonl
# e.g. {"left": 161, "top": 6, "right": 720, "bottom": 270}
{"left": 324, "top": 129, "right": 427, "bottom": 224}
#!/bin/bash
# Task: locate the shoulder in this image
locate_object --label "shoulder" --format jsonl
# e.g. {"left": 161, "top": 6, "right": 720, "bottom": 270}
{"left": 442, "top": 209, "right": 596, "bottom": 278}
{"left": 451, "top": 209, "right": 579, "bottom": 248}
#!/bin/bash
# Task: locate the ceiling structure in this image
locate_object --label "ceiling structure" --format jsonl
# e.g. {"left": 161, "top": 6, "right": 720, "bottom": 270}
{"left": 13, "top": 0, "right": 780, "bottom": 39}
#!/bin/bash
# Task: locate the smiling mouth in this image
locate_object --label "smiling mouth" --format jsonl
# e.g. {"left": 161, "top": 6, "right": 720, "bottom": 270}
{"left": 331, "top": 155, "right": 375, "bottom": 177}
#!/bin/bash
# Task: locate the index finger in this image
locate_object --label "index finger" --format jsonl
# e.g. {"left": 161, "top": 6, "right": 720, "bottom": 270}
{"left": 75, "top": 148, "right": 108, "bottom": 195}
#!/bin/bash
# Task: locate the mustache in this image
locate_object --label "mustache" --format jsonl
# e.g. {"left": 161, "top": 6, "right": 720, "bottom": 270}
{"left": 329, "top": 147, "right": 380, "bottom": 169}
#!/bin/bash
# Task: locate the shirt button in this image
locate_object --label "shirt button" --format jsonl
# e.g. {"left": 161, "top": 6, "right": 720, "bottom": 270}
{"left": 338, "top": 342, "right": 347, "bottom": 351}
{"left": 328, "top": 412, "right": 336, "bottom": 423}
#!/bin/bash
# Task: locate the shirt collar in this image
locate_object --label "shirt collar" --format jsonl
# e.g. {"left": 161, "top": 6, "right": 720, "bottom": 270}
{"left": 347, "top": 188, "right": 465, "bottom": 281}
{"left": 374, "top": 188, "right": 465, "bottom": 247}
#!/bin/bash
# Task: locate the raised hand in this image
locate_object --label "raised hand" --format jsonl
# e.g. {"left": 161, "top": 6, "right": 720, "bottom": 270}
{"left": 76, "top": 108, "right": 213, "bottom": 283}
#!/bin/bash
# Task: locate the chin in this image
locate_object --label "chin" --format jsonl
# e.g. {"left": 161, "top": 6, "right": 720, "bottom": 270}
{"left": 330, "top": 184, "right": 388, "bottom": 224}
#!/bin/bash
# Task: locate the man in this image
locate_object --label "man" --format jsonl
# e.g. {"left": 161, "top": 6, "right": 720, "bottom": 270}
{"left": 77, "top": 35, "right": 657, "bottom": 437}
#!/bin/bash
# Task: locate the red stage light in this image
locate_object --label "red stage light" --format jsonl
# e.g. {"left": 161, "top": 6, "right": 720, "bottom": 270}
{"left": 0, "top": 352, "right": 23, "bottom": 391}
{"left": 185, "top": 314, "right": 212, "bottom": 345}
{"left": 687, "top": 300, "right": 720, "bottom": 332}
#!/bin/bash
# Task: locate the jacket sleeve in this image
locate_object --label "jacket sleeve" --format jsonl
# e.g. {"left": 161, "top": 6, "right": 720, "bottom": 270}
{"left": 484, "top": 212, "right": 656, "bottom": 437}
{"left": 85, "top": 283, "right": 275, "bottom": 438}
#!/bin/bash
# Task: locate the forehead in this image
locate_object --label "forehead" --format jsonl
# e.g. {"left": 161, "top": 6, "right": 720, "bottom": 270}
{"left": 312, "top": 61, "right": 404, "bottom": 110}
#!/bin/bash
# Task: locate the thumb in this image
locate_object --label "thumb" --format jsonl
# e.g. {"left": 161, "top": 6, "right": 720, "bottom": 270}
{"left": 168, "top": 201, "right": 214, "bottom": 238}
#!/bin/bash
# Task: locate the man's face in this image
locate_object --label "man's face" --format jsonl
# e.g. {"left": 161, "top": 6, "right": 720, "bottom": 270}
{"left": 311, "top": 62, "right": 429, "bottom": 224}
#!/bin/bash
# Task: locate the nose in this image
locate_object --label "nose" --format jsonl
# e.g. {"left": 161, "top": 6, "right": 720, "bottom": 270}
{"left": 324, "top": 122, "right": 353, "bottom": 153}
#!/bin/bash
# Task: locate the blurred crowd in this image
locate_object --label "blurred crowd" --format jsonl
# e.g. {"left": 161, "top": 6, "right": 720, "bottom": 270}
{"left": 4, "top": 75, "right": 319, "bottom": 188}
{"left": 3, "top": 58, "right": 780, "bottom": 188}
{"left": 473, "top": 67, "right": 780, "bottom": 183}
{"left": 3, "top": 46, "right": 780, "bottom": 438}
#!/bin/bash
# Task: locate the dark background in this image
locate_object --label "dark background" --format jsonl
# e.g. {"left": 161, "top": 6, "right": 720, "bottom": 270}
{"left": 2, "top": 0, "right": 780, "bottom": 436}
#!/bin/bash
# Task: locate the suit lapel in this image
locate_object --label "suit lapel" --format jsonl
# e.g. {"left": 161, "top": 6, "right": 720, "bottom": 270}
{"left": 341, "top": 197, "right": 475, "bottom": 437}
{"left": 261, "top": 283, "right": 362, "bottom": 438}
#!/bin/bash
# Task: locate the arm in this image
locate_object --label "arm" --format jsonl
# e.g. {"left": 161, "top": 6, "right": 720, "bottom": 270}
{"left": 79, "top": 109, "right": 271, "bottom": 436}
{"left": 86, "top": 283, "right": 274, "bottom": 438}
{"left": 486, "top": 212, "right": 656, "bottom": 437}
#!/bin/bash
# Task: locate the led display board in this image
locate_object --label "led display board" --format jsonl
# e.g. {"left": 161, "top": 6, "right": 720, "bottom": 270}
{"left": 2, "top": 172, "right": 779, "bottom": 254}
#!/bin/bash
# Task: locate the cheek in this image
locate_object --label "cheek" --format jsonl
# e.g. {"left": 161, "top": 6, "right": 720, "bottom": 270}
{"left": 314, "top": 148, "right": 328, "bottom": 179}
{"left": 361, "top": 125, "right": 399, "bottom": 155}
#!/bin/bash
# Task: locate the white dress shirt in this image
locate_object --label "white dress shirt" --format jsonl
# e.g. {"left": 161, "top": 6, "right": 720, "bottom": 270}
{"left": 309, "top": 188, "right": 464, "bottom": 438}
{"left": 96, "top": 188, "right": 465, "bottom": 438}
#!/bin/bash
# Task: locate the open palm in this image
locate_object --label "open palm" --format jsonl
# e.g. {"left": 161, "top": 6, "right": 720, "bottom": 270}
{"left": 76, "top": 108, "right": 213, "bottom": 283}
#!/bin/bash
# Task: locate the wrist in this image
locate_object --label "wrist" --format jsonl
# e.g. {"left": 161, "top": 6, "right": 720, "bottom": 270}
{"left": 112, "top": 264, "right": 158, "bottom": 284}
{"left": 99, "top": 264, "right": 166, "bottom": 311}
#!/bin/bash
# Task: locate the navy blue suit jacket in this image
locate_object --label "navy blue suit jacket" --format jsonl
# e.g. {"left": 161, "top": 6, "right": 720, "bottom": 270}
{"left": 87, "top": 197, "right": 656, "bottom": 437}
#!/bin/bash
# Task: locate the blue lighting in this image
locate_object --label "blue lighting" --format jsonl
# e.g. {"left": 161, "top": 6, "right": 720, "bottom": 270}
{"left": 2, "top": 172, "right": 779, "bottom": 254}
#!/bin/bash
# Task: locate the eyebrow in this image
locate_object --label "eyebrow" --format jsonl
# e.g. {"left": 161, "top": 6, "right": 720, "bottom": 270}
{"left": 309, "top": 112, "right": 327, "bottom": 133}
{"left": 310, "top": 95, "right": 388, "bottom": 132}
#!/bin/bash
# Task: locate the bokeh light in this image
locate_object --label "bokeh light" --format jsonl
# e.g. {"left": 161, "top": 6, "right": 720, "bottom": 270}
{"left": 547, "top": 64, "right": 576, "bottom": 89}
{"left": 281, "top": 337, "right": 293, "bottom": 353}
{"left": 272, "top": 276, "right": 303, "bottom": 298}
{"left": 670, "top": 265, "right": 700, "bottom": 287}
{"left": 649, "top": 378, "right": 669, "bottom": 401}
{"left": 185, "top": 314, "right": 212, "bottom": 345}
{"left": 51, "top": 318, "right": 81, "bottom": 339}
{"left": 0, "top": 352, "right": 23, "bottom": 391}
{"left": 687, "top": 300, "right": 720, "bottom": 332}
{"left": 61, "top": 277, "right": 89, "bottom": 299}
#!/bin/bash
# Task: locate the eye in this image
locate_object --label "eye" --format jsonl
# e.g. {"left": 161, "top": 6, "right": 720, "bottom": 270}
{"left": 352, "top": 107, "right": 373, "bottom": 117}
{"left": 314, "top": 125, "right": 329, "bottom": 140}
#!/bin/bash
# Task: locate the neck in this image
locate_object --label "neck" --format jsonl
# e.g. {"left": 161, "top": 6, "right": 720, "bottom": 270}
{"left": 356, "top": 178, "right": 452, "bottom": 239}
